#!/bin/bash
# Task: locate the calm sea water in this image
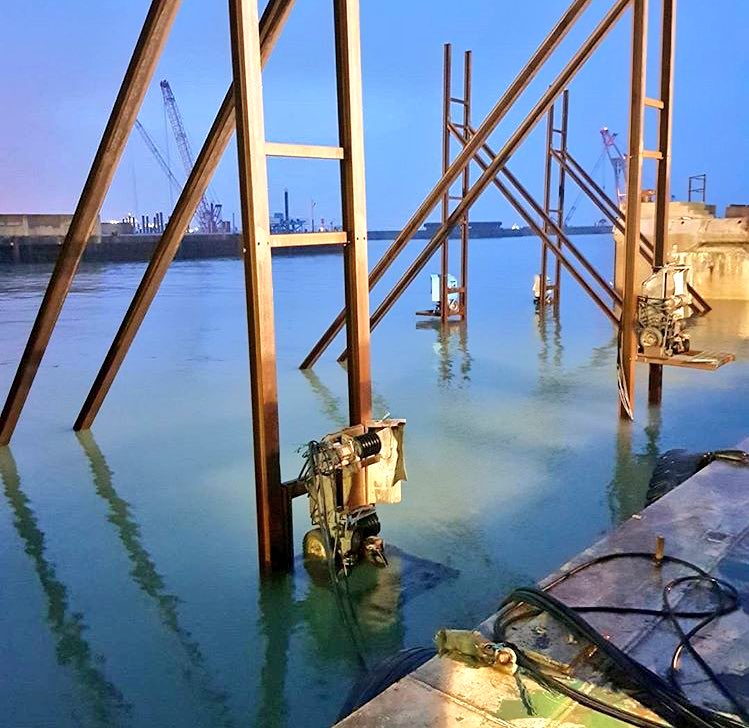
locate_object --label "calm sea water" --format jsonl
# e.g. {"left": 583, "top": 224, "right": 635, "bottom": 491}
{"left": 1, "top": 235, "right": 747, "bottom": 727}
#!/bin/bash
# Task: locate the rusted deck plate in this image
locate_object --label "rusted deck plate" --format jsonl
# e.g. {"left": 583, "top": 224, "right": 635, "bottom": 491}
{"left": 338, "top": 438, "right": 749, "bottom": 726}
{"left": 637, "top": 349, "right": 735, "bottom": 370}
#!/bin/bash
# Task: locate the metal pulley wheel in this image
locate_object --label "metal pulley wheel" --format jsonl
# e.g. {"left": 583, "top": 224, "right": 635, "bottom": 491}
{"left": 639, "top": 327, "right": 663, "bottom": 349}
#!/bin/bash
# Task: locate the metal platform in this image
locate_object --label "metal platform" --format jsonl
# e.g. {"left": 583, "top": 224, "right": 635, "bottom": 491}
{"left": 337, "top": 439, "right": 749, "bottom": 726}
{"left": 637, "top": 349, "right": 735, "bottom": 370}
{"left": 414, "top": 309, "right": 463, "bottom": 318}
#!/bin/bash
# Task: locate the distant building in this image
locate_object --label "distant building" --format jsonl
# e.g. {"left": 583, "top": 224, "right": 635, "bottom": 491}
{"left": 101, "top": 219, "right": 135, "bottom": 236}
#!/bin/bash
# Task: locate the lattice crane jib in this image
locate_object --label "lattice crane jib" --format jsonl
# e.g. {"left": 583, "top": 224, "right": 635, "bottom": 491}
{"left": 160, "top": 79, "right": 223, "bottom": 232}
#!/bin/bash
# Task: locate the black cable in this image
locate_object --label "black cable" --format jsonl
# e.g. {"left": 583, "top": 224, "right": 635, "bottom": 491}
{"left": 543, "top": 551, "right": 744, "bottom": 719}
{"left": 663, "top": 575, "right": 746, "bottom": 719}
{"left": 512, "top": 650, "right": 671, "bottom": 728}
{"left": 497, "top": 586, "right": 744, "bottom": 728}
{"left": 302, "top": 441, "right": 371, "bottom": 672}
{"left": 493, "top": 552, "right": 748, "bottom": 727}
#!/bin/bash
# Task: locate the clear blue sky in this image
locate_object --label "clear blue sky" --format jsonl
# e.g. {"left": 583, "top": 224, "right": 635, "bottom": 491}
{"left": 1, "top": 1, "right": 747, "bottom": 229}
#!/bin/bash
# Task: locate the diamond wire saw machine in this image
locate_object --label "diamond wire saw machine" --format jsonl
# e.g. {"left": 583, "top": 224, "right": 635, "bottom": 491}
{"left": 300, "top": 419, "right": 406, "bottom": 571}
{"left": 636, "top": 263, "right": 691, "bottom": 358}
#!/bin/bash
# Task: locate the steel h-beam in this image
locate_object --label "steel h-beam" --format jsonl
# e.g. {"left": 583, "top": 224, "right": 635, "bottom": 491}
{"left": 553, "top": 90, "right": 570, "bottom": 310}
{"left": 540, "top": 103, "right": 555, "bottom": 304}
{"left": 541, "top": 90, "right": 569, "bottom": 312}
{"left": 228, "top": 0, "right": 292, "bottom": 572}
{"left": 619, "top": 0, "right": 648, "bottom": 419}
{"left": 438, "top": 43, "right": 471, "bottom": 323}
{"left": 648, "top": 0, "right": 676, "bottom": 405}
{"left": 447, "top": 118, "right": 619, "bottom": 324}
{"left": 555, "top": 148, "right": 709, "bottom": 315}
{"left": 335, "top": 0, "right": 373, "bottom": 509}
{"left": 440, "top": 43, "right": 451, "bottom": 324}
{"left": 335, "top": 0, "right": 630, "bottom": 363}
{"left": 0, "top": 0, "right": 181, "bottom": 445}
{"left": 300, "top": 0, "right": 594, "bottom": 368}
{"left": 75, "top": 0, "right": 295, "bottom": 431}
{"left": 459, "top": 51, "right": 472, "bottom": 318}
{"left": 450, "top": 120, "right": 621, "bottom": 321}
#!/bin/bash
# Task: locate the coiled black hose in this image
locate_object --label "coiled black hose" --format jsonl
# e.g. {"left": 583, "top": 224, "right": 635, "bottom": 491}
{"left": 494, "top": 552, "right": 748, "bottom": 727}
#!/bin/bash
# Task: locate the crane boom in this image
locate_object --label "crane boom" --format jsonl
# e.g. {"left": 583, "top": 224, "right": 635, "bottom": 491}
{"left": 600, "top": 127, "right": 627, "bottom": 206}
{"left": 134, "top": 120, "right": 184, "bottom": 198}
{"left": 160, "top": 79, "right": 223, "bottom": 232}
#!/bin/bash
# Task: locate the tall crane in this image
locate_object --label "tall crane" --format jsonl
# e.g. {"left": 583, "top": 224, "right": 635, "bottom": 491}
{"left": 600, "top": 127, "right": 627, "bottom": 206}
{"left": 160, "top": 80, "right": 223, "bottom": 232}
{"left": 134, "top": 119, "right": 184, "bottom": 202}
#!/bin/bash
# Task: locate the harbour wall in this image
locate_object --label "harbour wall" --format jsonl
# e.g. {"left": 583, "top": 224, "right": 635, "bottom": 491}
{"left": 0, "top": 233, "right": 341, "bottom": 265}
{"left": 1, "top": 224, "right": 614, "bottom": 265}
{"left": 0, "top": 213, "right": 101, "bottom": 240}
{"left": 613, "top": 202, "right": 749, "bottom": 300}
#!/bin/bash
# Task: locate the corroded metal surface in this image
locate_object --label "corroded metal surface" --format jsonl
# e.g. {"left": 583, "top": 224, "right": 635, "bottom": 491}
{"left": 338, "top": 438, "right": 749, "bottom": 726}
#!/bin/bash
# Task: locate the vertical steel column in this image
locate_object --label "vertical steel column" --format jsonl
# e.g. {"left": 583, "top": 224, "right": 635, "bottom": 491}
{"left": 334, "top": 0, "right": 373, "bottom": 508}
{"left": 0, "top": 0, "right": 181, "bottom": 445}
{"left": 619, "top": 0, "right": 649, "bottom": 419}
{"left": 228, "top": 0, "right": 292, "bottom": 572}
{"left": 460, "top": 50, "right": 472, "bottom": 319}
{"left": 541, "top": 103, "right": 555, "bottom": 309}
{"left": 553, "top": 89, "right": 570, "bottom": 312}
{"left": 648, "top": 0, "right": 676, "bottom": 405}
{"left": 440, "top": 43, "right": 452, "bottom": 323}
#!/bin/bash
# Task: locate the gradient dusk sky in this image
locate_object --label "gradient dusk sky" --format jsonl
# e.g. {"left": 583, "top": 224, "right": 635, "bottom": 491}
{"left": 1, "top": 1, "right": 747, "bottom": 229}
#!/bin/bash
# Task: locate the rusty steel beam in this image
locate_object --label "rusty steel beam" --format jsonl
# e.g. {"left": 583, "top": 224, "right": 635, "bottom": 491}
{"left": 459, "top": 124, "right": 622, "bottom": 305}
{"left": 468, "top": 145, "right": 619, "bottom": 324}
{"left": 270, "top": 231, "right": 347, "bottom": 247}
{"left": 619, "top": 0, "right": 648, "bottom": 419}
{"left": 553, "top": 89, "right": 570, "bottom": 308}
{"left": 334, "top": 0, "right": 373, "bottom": 512}
{"left": 648, "top": 0, "right": 676, "bottom": 405}
{"left": 450, "top": 122, "right": 621, "bottom": 316}
{"left": 564, "top": 150, "right": 623, "bottom": 218}
{"left": 541, "top": 103, "right": 555, "bottom": 304}
{"left": 560, "top": 149, "right": 710, "bottom": 315}
{"left": 75, "top": 0, "right": 295, "bottom": 431}
{"left": 300, "top": 0, "right": 594, "bottom": 368}
{"left": 335, "top": 0, "right": 630, "bottom": 363}
{"left": 0, "top": 0, "right": 182, "bottom": 445}
{"left": 460, "top": 50, "right": 472, "bottom": 318}
{"left": 264, "top": 142, "right": 344, "bottom": 159}
{"left": 440, "top": 42, "right": 452, "bottom": 324}
{"left": 501, "top": 167, "right": 621, "bottom": 306}
{"left": 499, "top": 185, "right": 619, "bottom": 325}
{"left": 481, "top": 163, "right": 619, "bottom": 325}
{"left": 229, "top": 0, "right": 292, "bottom": 572}
{"left": 558, "top": 151, "right": 652, "bottom": 263}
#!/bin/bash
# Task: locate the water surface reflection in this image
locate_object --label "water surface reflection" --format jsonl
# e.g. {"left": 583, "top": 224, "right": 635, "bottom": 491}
{"left": 2, "top": 243, "right": 748, "bottom": 726}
